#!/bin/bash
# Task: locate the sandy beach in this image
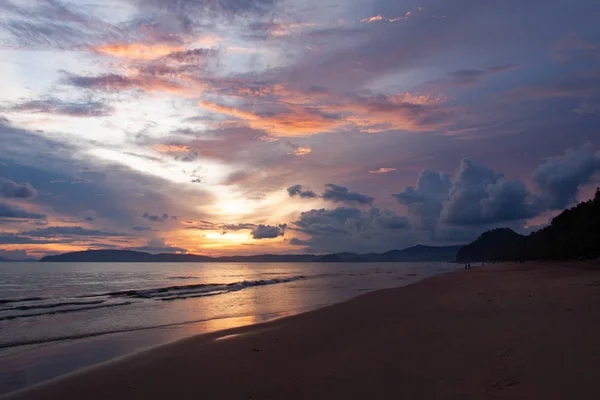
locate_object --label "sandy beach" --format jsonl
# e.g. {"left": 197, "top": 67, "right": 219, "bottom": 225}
{"left": 5, "top": 262, "right": 600, "bottom": 399}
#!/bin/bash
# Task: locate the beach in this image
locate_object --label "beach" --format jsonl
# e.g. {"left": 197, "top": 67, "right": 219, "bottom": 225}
{"left": 5, "top": 261, "right": 600, "bottom": 399}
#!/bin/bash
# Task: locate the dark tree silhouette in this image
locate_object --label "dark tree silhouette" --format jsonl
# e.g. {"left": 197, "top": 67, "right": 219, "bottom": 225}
{"left": 457, "top": 188, "right": 600, "bottom": 262}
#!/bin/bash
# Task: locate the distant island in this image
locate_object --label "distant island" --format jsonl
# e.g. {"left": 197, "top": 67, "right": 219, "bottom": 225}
{"left": 458, "top": 188, "right": 600, "bottom": 262}
{"left": 39, "top": 244, "right": 463, "bottom": 263}
{"left": 0, "top": 256, "right": 36, "bottom": 262}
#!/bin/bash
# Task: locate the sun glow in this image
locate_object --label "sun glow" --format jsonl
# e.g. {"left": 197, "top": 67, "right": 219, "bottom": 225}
{"left": 204, "top": 232, "right": 250, "bottom": 241}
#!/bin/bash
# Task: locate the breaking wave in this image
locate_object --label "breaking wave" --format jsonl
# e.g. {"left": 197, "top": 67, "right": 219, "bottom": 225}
{"left": 0, "top": 276, "right": 306, "bottom": 322}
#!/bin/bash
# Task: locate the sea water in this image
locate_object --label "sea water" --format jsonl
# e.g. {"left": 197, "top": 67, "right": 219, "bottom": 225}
{"left": 0, "top": 261, "right": 458, "bottom": 394}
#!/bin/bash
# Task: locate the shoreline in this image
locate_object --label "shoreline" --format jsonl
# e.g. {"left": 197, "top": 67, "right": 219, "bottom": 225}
{"left": 0, "top": 267, "right": 450, "bottom": 397}
{"left": 6, "top": 261, "right": 600, "bottom": 399}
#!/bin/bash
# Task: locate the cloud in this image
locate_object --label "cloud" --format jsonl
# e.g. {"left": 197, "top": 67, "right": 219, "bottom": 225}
{"left": 93, "top": 43, "right": 185, "bottom": 60}
{"left": 0, "top": 201, "right": 46, "bottom": 219}
{"left": 439, "top": 159, "right": 538, "bottom": 226}
{"left": 197, "top": 101, "right": 343, "bottom": 137}
{"left": 0, "top": 249, "right": 32, "bottom": 260}
{"left": 360, "top": 8, "right": 421, "bottom": 23}
{"left": 165, "top": 48, "right": 218, "bottom": 63}
{"left": 132, "top": 226, "right": 153, "bottom": 231}
{"left": 132, "top": 0, "right": 278, "bottom": 17}
{"left": 222, "top": 223, "right": 257, "bottom": 232}
{"left": 391, "top": 145, "right": 600, "bottom": 243}
{"left": 290, "top": 207, "right": 411, "bottom": 253}
{"left": 21, "top": 226, "right": 130, "bottom": 238}
{"left": 361, "top": 15, "right": 384, "bottom": 23}
{"left": 445, "top": 64, "right": 518, "bottom": 86}
{"left": 532, "top": 144, "right": 600, "bottom": 209}
{"left": 251, "top": 224, "right": 287, "bottom": 239}
{"left": 322, "top": 184, "right": 374, "bottom": 205}
{"left": 63, "top": 72, "right": 181, "bottom": 93}
{"left": 128, "top": 238, "right": 187, "bottom": 254}
{"left": 289, "top": 237, "right": 309, "bottom": 246}
{"left": 185, "top": 221, "right": 289, "bottom": 238}
{"left": 395, "top": 161, "right": 539, "bottom": 229}
{"left": 369, "top": 168, "right": 397, "bottom": 174}
{"left": 287, "top": 184, "right": 318, "bottom": 198}
{"left": 0, "top": 233, "right": 58, "bottom": 245}
{"left": 64, "top": 73, "right": 144, "bottom": 91}
{"left": 288, "top": 146, "right": 312, "bottom": 156}
{"left": 0, "top": 177, "right": 37, "bottom": 199}
{"left": 0, "top": 0, "right": 121, "bottom": 49}
{"left": 142, "top": 212, "right": 170, "bottom": 222}
{"left": 10, "top": 98, "right": 114, "bottom": 117}
{"left": 392, "top": 170, "right": 451, "bottom": 236}
{"left": 183, "top": 220, "right": 219, "bottom": 230}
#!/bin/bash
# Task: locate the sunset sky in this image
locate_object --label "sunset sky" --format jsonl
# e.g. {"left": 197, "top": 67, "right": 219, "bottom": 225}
{"left": 1, "top": 0, "right": 600, "bottom": 259}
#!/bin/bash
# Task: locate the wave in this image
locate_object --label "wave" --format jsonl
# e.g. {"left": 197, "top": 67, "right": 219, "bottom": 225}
{"left": 0, "top": 301, "right": 132, "bottom": 321}
{"left": 0, "top": 275, "right": 307, "bottom": 322}
{"left": 0, "top": 300, "right": 106, "bottom": 312}
{"left": 0, "top": 297, "right": 45, "bottom": 305}
{"left": 85, "top": 275, "right": 307, "bottom": 301}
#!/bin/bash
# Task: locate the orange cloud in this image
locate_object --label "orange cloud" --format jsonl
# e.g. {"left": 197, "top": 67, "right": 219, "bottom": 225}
{"left": 94, "top": 43, "right": 185, "bottom": 60}
{"left": 198, "top": 101, "right": 342, "bottom": 137}
{"left": 362, "top": 8, "right": 423, "bottom": 23}
{"left": 361, "top": 15, "right": 384, "bottom": 23}
{"left": 325, "top": 92, "right": 451, "bottom": 133}
{"left": 152, "top": 144, "right": 191, "bottom": 153}
{"left": 369, "top": 168, "right": 397, "bottom": 174}
{"left": 198, "top": 89, "right": 451, "bottom": 136}
{"left": 289, "top": 147, "right": 312, "bottom": 156}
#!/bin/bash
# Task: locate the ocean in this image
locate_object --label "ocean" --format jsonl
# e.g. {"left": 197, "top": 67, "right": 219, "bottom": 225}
{"left": 0, "top": 261, "right": 458, "bottom": 395}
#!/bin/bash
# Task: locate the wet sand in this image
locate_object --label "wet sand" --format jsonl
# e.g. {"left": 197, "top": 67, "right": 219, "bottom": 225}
{"left": 5, "top": 262, "right": 600, "bottom": 399}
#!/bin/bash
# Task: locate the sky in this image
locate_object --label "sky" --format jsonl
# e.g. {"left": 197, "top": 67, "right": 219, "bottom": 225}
{"left": 1, "top": 0, "right": 600, "bottom": 259}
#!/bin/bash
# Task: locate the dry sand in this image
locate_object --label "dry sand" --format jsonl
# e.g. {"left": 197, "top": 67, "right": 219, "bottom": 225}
{"left": 5, "top": 262, "right": 600, "bottom": 399}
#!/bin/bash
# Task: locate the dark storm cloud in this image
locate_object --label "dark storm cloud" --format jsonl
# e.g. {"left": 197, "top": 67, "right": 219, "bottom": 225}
{"left": 390, "top": 145, "right": 600, "bottom": 246}
{"left": 393, "top": 187, "right": 425, "bottom": 205}
{"left": 322, "top": 184, "right": 374, "bottom": 205}
{"left": 287, "top": 184, "right": 318, "bottom": 199}
{"left": 11, "top": 98, "right": 114, "bottom": 117}
{"left": 0, "top": 201, "right": 46, "bottom": 220}
{"left": 394, "top": 160, "right": 540, "bottom": 231}
{"left": 290, "top": 207, "right": 411, "bottom": 253}
{"left": 21, "top": 226, "right": 131, "bottom": 238}
{"left": 393, "top": 170, "right": 452, "bottom": 238}
{"left": 532, "top": 145, "right": 600, "bottom": 209}
{"left": 251, "top": 224, "right": 287, "bottom": 239}
{"left": 143, "top": 212, "right": 170, "bottom": 222}
{"left": 0, "top": 177, "right": 37, "bottom": 199}
{"left": 439, "top": 159, "right": 539, "bottom": 226}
